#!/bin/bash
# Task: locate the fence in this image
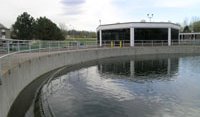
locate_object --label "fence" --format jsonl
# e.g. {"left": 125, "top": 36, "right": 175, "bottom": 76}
{"left": 102, "top": 40, "right": 200, "bottom": 47}
{"left": 102, "top": 40, "right": 130, "bottom": 47}
{"left": 0, "top": 38, "right": 98, "bottom": 84}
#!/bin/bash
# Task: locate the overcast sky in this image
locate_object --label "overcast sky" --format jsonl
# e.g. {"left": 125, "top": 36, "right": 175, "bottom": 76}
{"left": 0, "top": 0, "right": 200, "bottom": 31}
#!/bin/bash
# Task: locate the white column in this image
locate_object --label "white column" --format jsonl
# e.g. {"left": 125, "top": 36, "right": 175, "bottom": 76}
{"left": 99, "top": 30, "right": 102, "bottom": 46}
{"left": 168, "top": 28, "right": 171, "bottom": 46}
{"left": 130, "top": 28, "right": 135, "bottom": 47}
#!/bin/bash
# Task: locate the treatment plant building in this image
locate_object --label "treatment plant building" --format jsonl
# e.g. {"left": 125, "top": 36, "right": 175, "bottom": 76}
{"left": 97, "top": 22, "right": 180, "bottom": 46}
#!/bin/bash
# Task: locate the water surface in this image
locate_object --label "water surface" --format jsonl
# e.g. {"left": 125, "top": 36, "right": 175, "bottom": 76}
{"left": 41, "top": 54, "right": 200, "bottom": 117}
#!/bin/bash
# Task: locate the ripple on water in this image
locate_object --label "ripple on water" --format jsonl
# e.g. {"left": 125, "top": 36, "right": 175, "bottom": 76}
{"left": 42, "top": 55, "right": 200, "bottom": 117}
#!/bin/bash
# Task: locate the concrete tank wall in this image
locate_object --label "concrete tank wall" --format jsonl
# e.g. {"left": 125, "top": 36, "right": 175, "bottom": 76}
{"left": 1, "top": 46, "right": 200, "bottom": 117}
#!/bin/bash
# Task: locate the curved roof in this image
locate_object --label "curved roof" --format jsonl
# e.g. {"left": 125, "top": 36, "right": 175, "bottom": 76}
{"left": 97, "top": 22, "right": 180, "bottom": 31}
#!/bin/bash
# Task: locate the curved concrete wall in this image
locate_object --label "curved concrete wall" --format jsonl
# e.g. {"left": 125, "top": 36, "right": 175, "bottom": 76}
{"left": 1, "top": 46, "right": 200, "bottom": 117}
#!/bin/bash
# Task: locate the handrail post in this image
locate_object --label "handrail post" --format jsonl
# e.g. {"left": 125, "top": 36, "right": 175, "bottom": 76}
{"left": 67, "top": 41, "right": 69, "bottom": 50}
{"left": 29, "top": 41, "right": 31, "bottom": 53}
{"left": 17, "top": 41, "right": 20, "bottom": 52}
{"left": 85, "top": 41, "right": 87, "bottom": 48}
{"left": 58, "top": 41, "right": 60, "bottom": 51}
{"left": 48, "top": 41, "right": 50, "bottom": 53}
{"left": 39, "top": 41, "right": 41, "bottom": 52}
{"left": 77, "top": 41, "right": 79, "bottom": 49}
{"left": 0, "top": 61, "right": 2, "bottom": 85}
{"left": 7, "top": 40, "right": 10, "bottom": 54}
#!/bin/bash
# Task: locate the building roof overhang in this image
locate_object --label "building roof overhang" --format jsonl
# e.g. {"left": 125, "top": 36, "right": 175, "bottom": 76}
{"left": 97, "top": 22, "right": 181, "bottom": 31}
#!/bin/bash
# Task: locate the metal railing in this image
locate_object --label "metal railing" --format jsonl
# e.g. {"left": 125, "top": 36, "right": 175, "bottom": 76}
{"left": 102, "top": 40, "right": 130, "bottom": 47}
{"left": 0, "top": 39, "right": 98, "bottom": 54}
{"left": 135, "top": 40, "right": 169, "bottom": 46}
{"left": 0, "top": 38, "right": 98, "bottom": 84}
{"left": 101, "top": 39, "right": 200, "bottom": 47}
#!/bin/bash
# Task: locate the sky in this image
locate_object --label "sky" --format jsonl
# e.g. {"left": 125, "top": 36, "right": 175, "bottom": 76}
{"left": 0, "top": 0, "right": 200, "bottom": 31}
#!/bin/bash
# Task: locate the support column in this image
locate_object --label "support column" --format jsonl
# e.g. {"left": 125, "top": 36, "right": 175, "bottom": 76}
{"left": 193, "top": 34, "right": 196, "bottom": 40}
{"left": 168, "top": 28, "right": 171, "bottom": 46}
{"left": 130, "top": 28, "right": 135, "bottom": 47}
{"left": 99, "top": 30, "right": 102, "bottom": 46}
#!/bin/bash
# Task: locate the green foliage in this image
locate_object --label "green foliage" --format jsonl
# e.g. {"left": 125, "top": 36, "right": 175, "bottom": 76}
{"left": 12, "top": 12, "right": 35, "bottom": 40}
{"left": 58, "top": 23, "right": 96, "bottom": 39}
{"left": 192, "top": 21, "right": 200, "bottom": 32}
{"left": 12, "top": 12, "right": 65, "bottom": 40}
{"left": 11, "top": 12, "right": 96, "bottom": 40}
{"left": 183, "top": 26, "right": 191, "bottom": 33}
{"left": 34, "top": 17, "right": 65, "bottom": 40}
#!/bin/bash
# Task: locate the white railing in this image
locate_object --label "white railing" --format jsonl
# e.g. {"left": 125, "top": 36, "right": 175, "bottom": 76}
{"left": 0, "top": 38, "right": 98, "bottom": 85}
{"left": 102, "top": 40, "right": 130, "bottom": 47}
{"left": 101, "top": 40, "right": 200, "bottom": 47}
{"left": 135, "top": 40, "right": 169, "bottom": 46}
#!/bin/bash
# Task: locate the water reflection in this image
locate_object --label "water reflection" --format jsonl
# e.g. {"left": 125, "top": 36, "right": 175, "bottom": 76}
{"left": 98, "top": 58, "right": 179, "bottom": 81}
{"left": 40, "top": 55, "right": 200, "bottom": 117}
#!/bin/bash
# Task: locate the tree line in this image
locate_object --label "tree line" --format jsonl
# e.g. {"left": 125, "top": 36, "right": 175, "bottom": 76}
{"left": 181, "top": 17, "right": 200, "bottom": 33}
{"left": 63, "top": 30, "right": 96, "bottom": 39}
{"left": 12, "top": 12, "right": 200, "bottom": 40}
{"left": 11, "top": 12, "right": 96, "bottom": 40}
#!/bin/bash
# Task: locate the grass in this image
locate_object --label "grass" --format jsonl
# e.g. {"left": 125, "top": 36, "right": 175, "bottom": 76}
{"left": 65, "top": 38, "right": 97, "bottom": 42}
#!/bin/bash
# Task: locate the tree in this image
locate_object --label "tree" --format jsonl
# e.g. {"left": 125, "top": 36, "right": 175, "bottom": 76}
{"left": 183, "top": 26, "right": 191, "bottom": 33}
{"left": 192, "top": 21, "right": 200, "bottom": 32}
{"left": 59, "top": 23, "right": 68, "bottom": 38}
{"left": 12, "top": 12, "right": 35, "bottom": 40}
{"left": 183, "top": 18, "right": 189, "bottom": 27}
{"left": 34, "top": 17, "right": 65, "bottom": 40}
